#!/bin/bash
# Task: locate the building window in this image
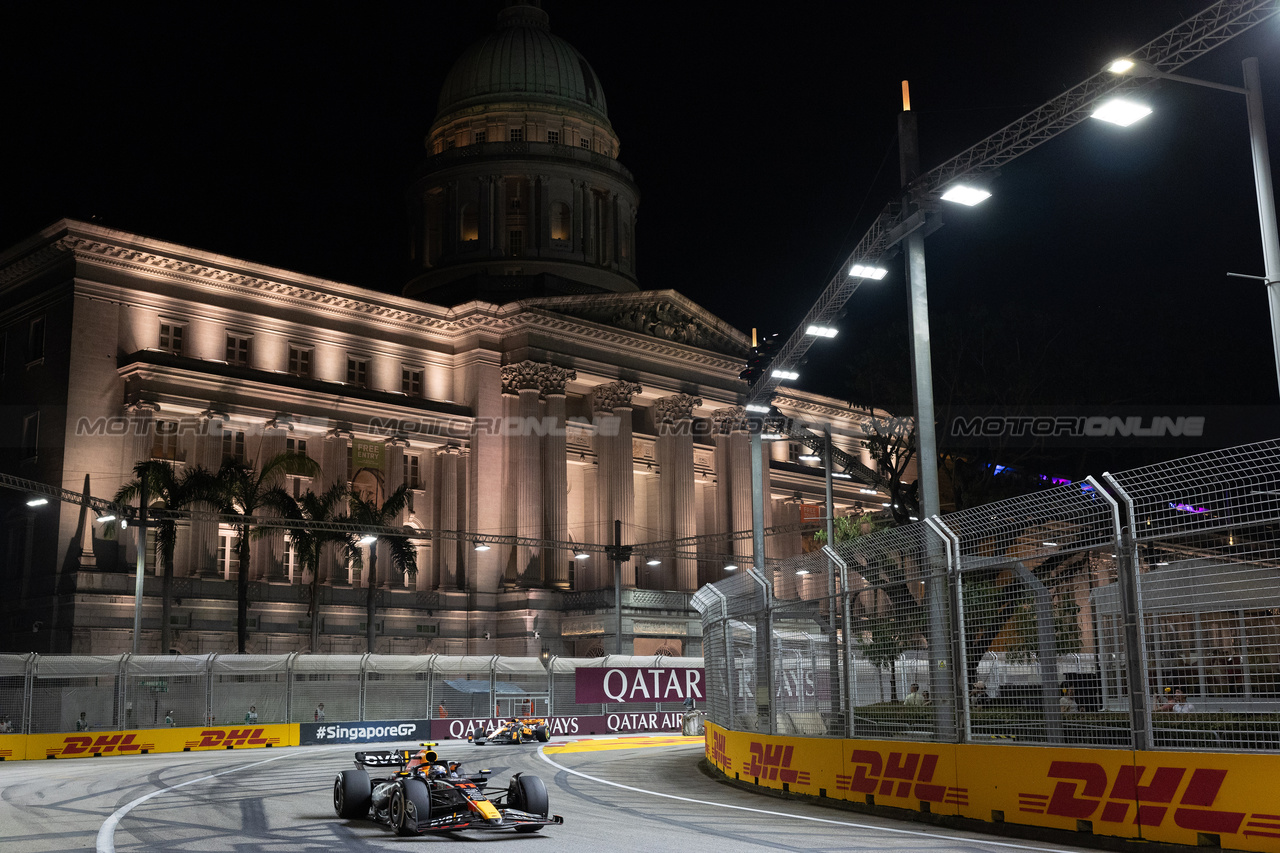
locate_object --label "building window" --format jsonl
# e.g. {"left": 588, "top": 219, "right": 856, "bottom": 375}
{"left": 474, "top": 130, "right": 486, "bottom": 144}
{"left": 547, "top": 130, "right": 560, "bottom": 145}
{"left": 509, "top": 127, "right": 523, "bottom": 142}
{"left": 27, "top": 316, "right": 45, "bottom": 363}
{"left": 225, "top": 333, "right": 251, "bottom": 367}
{"left": 346, "top": 444, "right": 353, "bottom": 481}
{"left": 445, "top": 138, "right": 456, "bottom": 149}
{"left": 21, "top": 412, "right": 38, "bottom": 460}
{"left": 286, "top": 437, "right": 308, "bottom": 457}
{"left": 402, "top": 367, "right": 423, "bottom": 397}
{"left": 287, "top": 344, "right": 312, "bottom": 378}
{"left": 579, "top": 137, "right": 591, "bottom": 150}
{"left": 551, "top": 202, "right": 572, "bottom": 241}
{"left": 346, "top": 357, "right": 368, "bottom": 388}
{"left": 223, "top": 429, "right": 246, "bottom": 464}
{"left": 217, "top": 528, "right": 240, "bottom": 580}
{"left": 509, "top": 230, "right": 523, "bottom": 258}
{"left": 158, "top": 322, "right": 185, "bottom": 356}
{"left": 404, "top": 454, "right": 420, "bottom": 489}
{"left": 283, "top": 537, "right": 298, "bottom": 583}
{"left": 151, "top": 420, "right": 181, "bottom": 461}
{"left": 460, "top": 204, "right": 479, "bottom": 242}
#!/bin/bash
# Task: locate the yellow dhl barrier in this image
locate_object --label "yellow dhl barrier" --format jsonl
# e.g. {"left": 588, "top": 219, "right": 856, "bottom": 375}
{"left": 0, "top": 734, "right": 25, "bottom": 761}
{"left": 704, "top": 723, "right": 1280, "bottom": 853}
{"left": 20, "top": 724, "right": 298, "bottom": 760}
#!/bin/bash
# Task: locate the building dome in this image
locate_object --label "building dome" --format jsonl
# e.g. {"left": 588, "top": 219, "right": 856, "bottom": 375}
{"left": 436, "top": 3, "right": 609, "bottom": 125}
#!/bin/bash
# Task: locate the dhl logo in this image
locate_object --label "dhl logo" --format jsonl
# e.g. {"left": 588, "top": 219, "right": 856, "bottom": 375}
{"left": 48, "top": 734, "right": 154, "bottom": 757}
{"left": 710, "top": 730, "right": 732, "bottom": 770}
{"left": 184, "top": 728, "right": 280, "bottom": 749}
{"left": 837, "top": 749, "right": 968, "bottom": 806}
{"left": 746, "top": 742, "right": 810, "bottom": 785}
{"left": 1019, "top": 761, "right": 1279, "bottom": 839}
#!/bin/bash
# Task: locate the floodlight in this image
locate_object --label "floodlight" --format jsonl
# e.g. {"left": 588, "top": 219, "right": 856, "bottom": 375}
{"left": 771, "top": 369, "right": 799, "bottom": 380}
{"left": 805, "top": 325, "right": 838, "bottom": 338}
{"left": 940, "top": 185, "right": 992, "bottom": 206}
{"left": 26, "top": 497, "right": 49, "bottom": 507}
{"left": 646, "top": 557, "right": 661, "bottom": 566}
{"left": 359, "top": 534, "right": 377, "bottom": 545}
{"left": 724, "top": 563, "right": 738, "bottom": 572}
{"left": 745, "top": 404, "right": 771, "bottom": 413}
{"left": 1108, "top": 58, "right": 1135, "bottom": 74}
{"left": 1091, "top": 98, "right": 1151, "bottom": 127}
{"left": 849, "top": 264, "right": 888, "bottom": 280}
{"left": 474, "top": 541, "right": 491, "bottom": 552}
{"left": 96, "top": 514, "right": 116, "bottom": 523}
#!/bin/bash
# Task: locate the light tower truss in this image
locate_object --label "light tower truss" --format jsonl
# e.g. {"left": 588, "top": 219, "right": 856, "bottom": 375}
{"left": 745, "top": 0, "right": 1279, "bottom": 455}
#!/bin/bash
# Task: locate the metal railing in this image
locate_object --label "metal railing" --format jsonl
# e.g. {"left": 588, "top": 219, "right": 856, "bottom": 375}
{"left": 0, "top": 653, "right": 702, "bottom": 735}
{"left": 694, "top": 438, "right": 1280, "bottom": 752}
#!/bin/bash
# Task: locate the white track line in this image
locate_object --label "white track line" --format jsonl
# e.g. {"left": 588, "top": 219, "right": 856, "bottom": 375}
{"left": 96, "top": 751, "right": 297, "bottom": 853}
{"left": 537, "top": 746, "right": 1080, "bottom": 853}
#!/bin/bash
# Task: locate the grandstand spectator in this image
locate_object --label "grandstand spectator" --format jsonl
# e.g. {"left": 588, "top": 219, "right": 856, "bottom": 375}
{"left": 904, "top": 683, "right": 926, "bottom": 706}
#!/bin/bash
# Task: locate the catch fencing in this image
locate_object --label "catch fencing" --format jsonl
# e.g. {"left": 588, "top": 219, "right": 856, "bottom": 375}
{"left": 693, "top": 438, "right": 1280, "bottom": 752}
{"left": 0, "top": 653, "right": 702, "bottom": 734}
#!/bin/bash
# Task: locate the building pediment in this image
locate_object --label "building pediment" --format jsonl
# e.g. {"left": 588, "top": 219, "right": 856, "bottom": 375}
{"left": 520, "top": 290, "right": 748, "bottom": 357}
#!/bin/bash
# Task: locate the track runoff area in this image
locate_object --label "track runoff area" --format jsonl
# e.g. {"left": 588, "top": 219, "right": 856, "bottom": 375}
{"left": 0, "top": 734, "right": 1101, "bottom": 853}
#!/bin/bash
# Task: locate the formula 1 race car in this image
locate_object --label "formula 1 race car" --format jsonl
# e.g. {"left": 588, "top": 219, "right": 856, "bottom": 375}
{"left": 468, "top": 717, "right": 551, "bottom": 746}
{"left": 333, "top": 744, "right": 563, "bottom": 835}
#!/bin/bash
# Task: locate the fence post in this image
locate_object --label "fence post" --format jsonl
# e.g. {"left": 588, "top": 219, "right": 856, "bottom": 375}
{"left": 206, "top": 653, "right": 218, "bottom": 727}
{"left": 925, "top": 518, "right": 962, "bottom": 743}
{"left": 747, "top": 568, "right": 774, "bottom": 735}
{"left": 359, "top": 653, "right": 370, "bottom": 722}
{"left": 823, "top": 545, "right": 855, "bottom": 738}
{"left": 285, "top": 652, "right": 298, "bottom": 723}
{"left": 22, "top": 653, "right": 35, "bottom": 735}
{"left": 1100, "top": 473, "right": 1150, "bottom": 752}
{"left": 116, "top": 653, "right": 130, "bottom": 730}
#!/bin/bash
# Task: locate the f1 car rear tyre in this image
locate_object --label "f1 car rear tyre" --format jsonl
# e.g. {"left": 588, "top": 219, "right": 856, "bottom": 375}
{"left": 535, "top": 725, "right": 550, "bottom": 742}
{"left": 511, "top": 773, "right": 549, "bottom": 831}
{"left": 334, "top": 769, "right": 372, "bottom": 819}
{"left": 391, "top": 779, "right": 431, "bottom": 836}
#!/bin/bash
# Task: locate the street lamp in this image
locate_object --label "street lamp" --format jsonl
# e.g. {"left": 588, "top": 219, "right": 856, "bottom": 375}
{"left": 1101, "top": 56, "right": 1280, "bottom": 396}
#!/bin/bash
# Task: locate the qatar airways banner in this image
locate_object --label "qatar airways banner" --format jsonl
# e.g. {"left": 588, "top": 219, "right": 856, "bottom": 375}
{"left": 575, "top": 666, "right": 704, "bottom": 704}
{"left": 431, "top": 712, "right": 687, "bottom": 741}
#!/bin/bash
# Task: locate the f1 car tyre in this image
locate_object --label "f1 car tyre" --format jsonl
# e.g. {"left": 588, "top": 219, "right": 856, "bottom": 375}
{"left": 511, "top": 773, "right": 549, "bottom": 831}
{"left": 391, "top": 779, "right": 431, "bottom": 836}
{"left": 535, "top": 725, "right": 550, "bottom": 742}
{"left": 334, "top": 768, "right": 372, "bottom": 819}
{"left": 511, "top": 729, "right": 522, "bottom": 744}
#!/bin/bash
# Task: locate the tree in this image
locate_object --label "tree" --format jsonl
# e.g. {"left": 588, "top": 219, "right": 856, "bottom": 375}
{"left": 344, "top": 484, "right": 417, "bottom": 653}
{"left": 213, "top": 452, "right": 320, "bottom": 653}
{"left": 269, "top": 483, "right": 358, "bottom": 653}
{"left": 113, "top": 461, "right": 217, "bottom": 653}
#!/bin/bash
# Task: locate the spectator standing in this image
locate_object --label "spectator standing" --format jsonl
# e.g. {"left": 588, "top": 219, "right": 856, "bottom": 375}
{"left": 164, "top": 710, "right": 175, "bottom": 727}
{"left": 0, "top": 715, "right": 12, "bottom": 733}
{"left": 969, "top": 681, "right": 989, "bottom": 708}
{"left": 1156, "top": 686, "right": 1175, "bottom": 712}
{"left": 76, "top": 712, "right": 90, "bottom": 732}
{"left": 1060, "top": 684, "right": 1078, "bottom": 714}
{"left": 245, "top": 705, "right": 258, "bottom": 724}
{"left": 315, "top": 703, "right": 325, "bottom": 723}
{"left": 903, "top": 683, "right": 926, "bottom": 706}
{"left": 1172, "top": 691, "right": 1195, "bottom": 713}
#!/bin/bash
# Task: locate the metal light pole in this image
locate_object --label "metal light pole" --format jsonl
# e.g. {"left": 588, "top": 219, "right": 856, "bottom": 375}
{"left": 899, "top": 81, "right": 942, "bottom": 519}
{"left": 1112, "top": 57, "right": 1280, "bottom": 395}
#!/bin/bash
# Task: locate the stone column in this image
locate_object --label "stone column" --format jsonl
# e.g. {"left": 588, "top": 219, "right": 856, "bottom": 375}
{"left": 536, "top": 174, "right": 551, "bottom": 254}
{"left": 713, "top": 407, "right": 752, "bottom": 563}
{"left": 592, "top": 380, "right": 641, "bottom": 588}
{"left": 320, "top": 429, "right": 351, "bottom": 585}
{"left": 125, "top": 401, "right": 159, "bottom": 571}
{"left": 655, "top": 394, "right": 701, "bottom": 592}
{"left": 467, "top": 360, "right": 504, "bottom": 594}
{"left": 502, "top": 361, "right": 544, "bottom": 585}
{"left": 383, "top": 437, "right": 407, "bottom": 588}
{"left": 257, "top": 420, "right": 288, "bottom": 581}
{"left": 541, "top": 365, "right": 576, "bottom": 589}
{"left": 191, "top": 410, "right": 227, "bottom": 578}
{"left": 437, "top": 444, "right": 460, "bottom": 591}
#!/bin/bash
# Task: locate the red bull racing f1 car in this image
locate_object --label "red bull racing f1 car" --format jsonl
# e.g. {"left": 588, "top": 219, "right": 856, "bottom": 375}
{"left": 468, "top": 717, "right": 551, "bottom": 745}
{"left": 333, "top": 744, "right": 563, "bottom": 835}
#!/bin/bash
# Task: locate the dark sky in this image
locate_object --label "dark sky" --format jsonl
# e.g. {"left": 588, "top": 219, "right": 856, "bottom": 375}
{"left": 4, "top": 2, "right": 1279, "bottom": 464}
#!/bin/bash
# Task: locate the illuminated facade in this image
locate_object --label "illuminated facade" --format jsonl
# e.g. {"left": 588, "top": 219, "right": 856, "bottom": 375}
{"left": 0, "top": 3, "right": 899, "bottom": 656}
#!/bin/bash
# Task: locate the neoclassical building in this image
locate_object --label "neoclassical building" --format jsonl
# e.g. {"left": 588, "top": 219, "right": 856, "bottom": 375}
{"left": 0, "top": 3, "right": 902, "bottom": 656}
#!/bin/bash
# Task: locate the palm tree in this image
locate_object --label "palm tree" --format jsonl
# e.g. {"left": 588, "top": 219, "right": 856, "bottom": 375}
{"left": 345, "top": 484, "right": 417, "bottom": 653}
{"left": 269, "top": 483, "right": 358, "bottom": 653}
{"left": 113, "top": 461, "right": 218, "bottom": 653}
{"left": 213, "top": 452, "right": 320, "bottom": 653}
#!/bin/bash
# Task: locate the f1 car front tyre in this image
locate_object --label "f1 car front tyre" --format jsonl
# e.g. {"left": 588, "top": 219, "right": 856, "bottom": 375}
{"left": 510, "top": 773, "right": 549, "bottom": 831}
{"left": 535, "top": 725, "right": 550, "bottom": 742}
{"left": 391, "top": 779, "right": 431, "bottom": 836}
{"left": 334, "top": 769, "right": 372, "bottom": 819}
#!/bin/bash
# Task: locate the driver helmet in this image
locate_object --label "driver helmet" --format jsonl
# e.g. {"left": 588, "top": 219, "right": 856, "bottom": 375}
{"left": 428, "top": 764, "right": 447, "bottom": 778}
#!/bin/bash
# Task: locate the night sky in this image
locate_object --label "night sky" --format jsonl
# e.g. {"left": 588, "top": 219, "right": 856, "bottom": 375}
{"left": 4, "top": 1, "right": 1279, "bottom": 473}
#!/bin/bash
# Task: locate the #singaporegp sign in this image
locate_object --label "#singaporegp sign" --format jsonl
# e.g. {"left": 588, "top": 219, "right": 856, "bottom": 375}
{"left": 574, "top": 666, "right": 704, "bottom": 704}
